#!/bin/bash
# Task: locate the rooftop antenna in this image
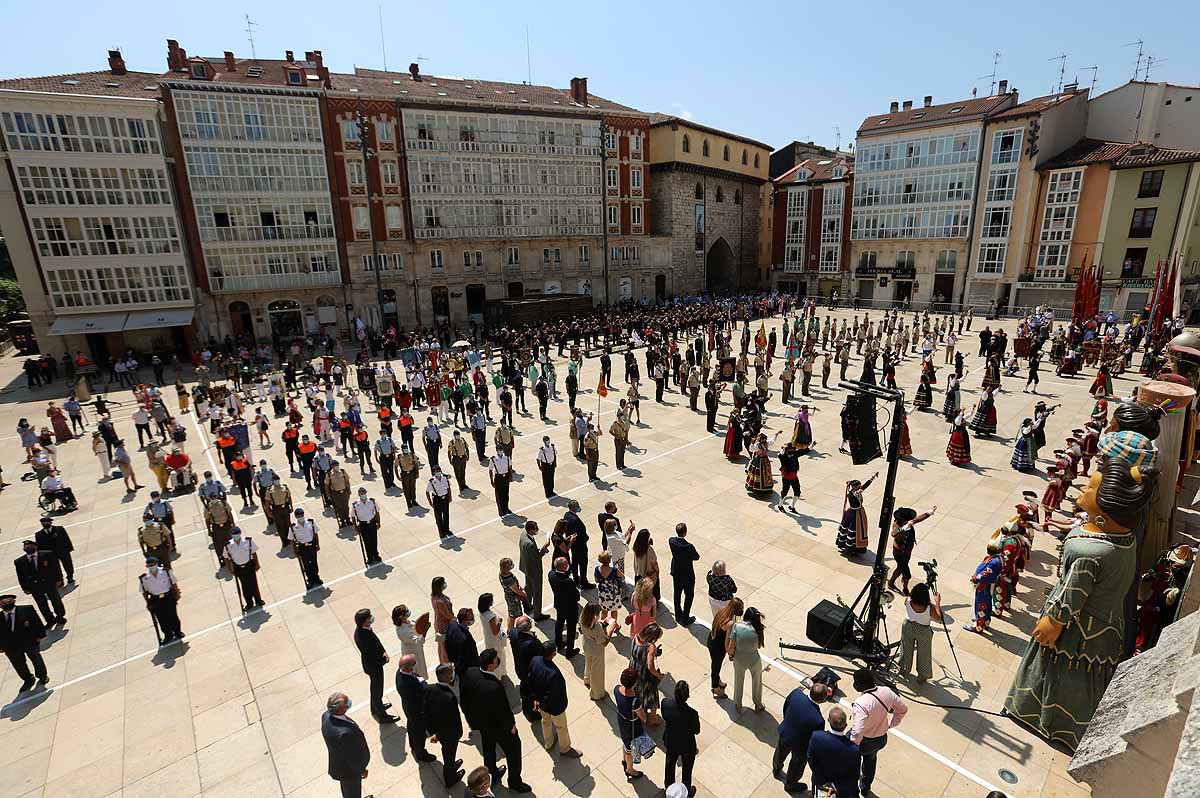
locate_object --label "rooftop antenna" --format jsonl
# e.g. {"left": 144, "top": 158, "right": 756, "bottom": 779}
{"left": 1080, "top": 65, "right": 1099, "bottom": 96}
{"left": 1049, "top": 52, "right": 1067, "bottom": 93}
{"left": 834, "top": 125, "right": 841, "bottom": 152}
{"left": 1125, "top": 38, "right": 1145, "bottom": 80}
{"left": 978, "top": 50, "right": 1001, "bottom": 95}
{"left": 1145, "top": 55, "right": 1166, "bottom": 81}
{"left": 378, "top": 4, "right": 387, "bottom": 71}
{"left": 525, "top": 25, "right": 532, "bottom": 85}
{"left": 244, "top": 14, "right": 258, "bottom": 60}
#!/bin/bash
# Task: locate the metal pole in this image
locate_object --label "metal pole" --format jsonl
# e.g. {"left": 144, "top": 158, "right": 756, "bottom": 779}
{"left": 600, "top": 117, "right": 610, "bottom": 307}
{"left": 358, "top": 97, "right": 386, "bottom": 333}
{"left": 354, "top": 520, "right": 370, "bottom": 568}
{"left": 145, "top": 599, "right": 163, "bottom": 646}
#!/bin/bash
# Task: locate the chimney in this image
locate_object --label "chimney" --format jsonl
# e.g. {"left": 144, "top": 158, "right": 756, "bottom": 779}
{"left": 570, "top": 77, "right": 588, "bottom": 105}
{"left": 902, "top": 100, "right": 913, "bottom": 111}
{"left": 285, "top": 50, "right": 295, "bottom": 62}
{"left": 223, "top": 51, "right": 236, "bottom": 71}
{"left": 923, "top": 95, "right": 933, "bottom": 107}
{"left": 107, "top": 49, "right": 127, "bottom": 76}
{"left": 889, "top": 101, "right": 899, "bottom": 113}
{"left": 409, "top": 62, "right": 421, "bottom": 81}
{"left": 166, "top": 39, "right": 183, "bottom": 70}
{"left": 311, "top": 50, "right": 324, "bottom": 68}
{"left": 999, "top": 79, "right": 1009, "bottom": 95}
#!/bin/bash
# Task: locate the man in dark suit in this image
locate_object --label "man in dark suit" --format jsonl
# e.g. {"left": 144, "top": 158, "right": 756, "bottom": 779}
{"left": 14, "top": 541, "right": 66, "bottom": 626}
{"left": 661, "top": 680, "right": 700, "bottom": 796}
{"left": 444, "top": 607, "right": 479, "bottom": 677}
{"left": 352, "top": 608, "right": 397, "bottom": 723}
{"left": 508, "top": 616, "right": 542, "bottom": 721}
{"left": 774, "top": 682, "right": 830, "bottom": 793}
{"left": 562, "top": 500, "right": 593, "bottom": 588}
{"left": 528, "top": 642, "right": 581, "bottom": 757}
{"left": 807, "top": 706, "right": 862, "bottom": 798}
{"left": 596, "top": 501, "right": 622, "bottom": 551}
{"left": 35, "top": 516, "right": 75, "bottom": 584}
{"left": 321, "top": 692, "right": 371, "bottom": 798}
{"left": 460, "top": 648, "right": 532, "bottom": 792}
{"left": 0, "top": 593, "right": 48, "bottom": 691}
{"left": 395, "top": 654, "right": 437, "bottom": 763}
{"left": 547, "top": 556, "right": 580, "bottom": 657}
{"left": 422, "top": 663, "right": 466, "bottom": 787}
{"left": 668, "top": 522, "right": 700, "bottom": 625}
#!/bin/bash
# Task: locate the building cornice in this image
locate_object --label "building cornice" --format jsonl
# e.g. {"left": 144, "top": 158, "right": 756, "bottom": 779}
{"left": 649, "top": 161, "right": 767, "bottom": 185}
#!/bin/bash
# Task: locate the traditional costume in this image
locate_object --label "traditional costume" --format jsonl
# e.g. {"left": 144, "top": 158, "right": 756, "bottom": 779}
{"left": 993, "top": 521, "right": 1033, "bottom": 615}
{"left": 969, "top": 388, "right": 998, "bottom": 436}
{"left": 912, "top": 375, "right": 932, "bottom": 410}
{"left": 1010, "top": 420, "right": 1035, "bottom": 471}
{"left": 946, "top": 411, "right": 971, "bottom": 465}
{"left": 1040, "top": 466, "right": 1064, "bottom": 529}
{"left": 790, "top": 407, "right": 814, "bottom": 453}
{"left": 941, "top": 374, "right": 960, "bottom": 421}
{"left": 723, "top": 413, "right": 743, "bottom": 459}
{"left": 968, "top": 550, "right": 1002, "bottom": 632}
{"left": 1090, "top": 398, "right": 1108, "bottom": 430}
{"left": 836, "top": 476, "right": 876, "bottom": 556}
{"left": 744, "top": 436, "right": 774, "bottom": 496}
{"left": 897, "top": 404, "right": 913, "bottom": 458}
{"left": 921, "top": 356, "right": 937, "bottom": 385}
{"left": 1089, "top": 364, "right": 1112, "bottom": 398}
{"left": 981, "top": 354, "right": 1002, "bottom": 391}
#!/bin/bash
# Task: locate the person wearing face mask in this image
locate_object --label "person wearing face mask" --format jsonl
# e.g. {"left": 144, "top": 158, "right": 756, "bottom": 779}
{"left": 352, "top": 489, "right": 382, "bottom": 566}
{"left": 35, "top": 516, "right": 75, "bottom": 585}
{"left": 321, "top": 692, "right": 371, "bottom": 798}
{"left": 14, "top": 541, "right": 67, "bottom": 626}
{"left": 447, "top": 429, "right": 471, "bottom": 491}
{"left": 353, "top": 608, "right": 398, "bottom": 724}
{"left": 289, "top": 508, "right": 323, "bottom": 589}
{"left": 426, "top": 466, "right": 453, "bottom": 538}
{"left": 197, "top": 470, "right": 227, "bottom": 507}
{"left": 535, "top": 436, "right": 557, "bottom": 498}
{"left": 0, "top": 593, "right": 49, "bottom": 691}
{"left": 223, "top": 526, "right": 264, "bottom": 612}
{"left": 423, "top": 663, "right": 466, "bottom": 788}
{"left": 139, "top": 555, "right": 182, "bottom": 643}
{"left": 325, "top": 460, "right": 352, "bottom": 527}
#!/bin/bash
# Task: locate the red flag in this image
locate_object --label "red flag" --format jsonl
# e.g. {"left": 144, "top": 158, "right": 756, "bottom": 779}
{"left": 1162, "top": 258, "right": 1177, "bottom": 322}
{"left": 1091, "top": 261, "right": 1103, "bottom": 318}
{"left": 597, "top": 376, "right": 608, "bottom": 398}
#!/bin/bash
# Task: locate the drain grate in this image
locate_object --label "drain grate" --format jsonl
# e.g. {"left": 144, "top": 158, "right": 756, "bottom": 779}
{"left": 998, "top": 768, "right": 1019, "bottom": 784}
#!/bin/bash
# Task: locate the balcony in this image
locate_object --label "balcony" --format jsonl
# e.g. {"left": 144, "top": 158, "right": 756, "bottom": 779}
{"left": 207, "top": 270, "right": 341, "bottom": 294}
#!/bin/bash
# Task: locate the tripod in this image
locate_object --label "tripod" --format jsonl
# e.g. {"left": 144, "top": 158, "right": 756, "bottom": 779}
{"left": 779, "top": 380, "right": 905, "bottom": 668}
{"left": 919, "top": 561, "right": 965, "bottom": 682}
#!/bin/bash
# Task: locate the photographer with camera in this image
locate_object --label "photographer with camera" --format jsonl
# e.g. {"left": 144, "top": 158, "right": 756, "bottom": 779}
{"left": 898, "top": 579, "right": 943, "bottom": 684}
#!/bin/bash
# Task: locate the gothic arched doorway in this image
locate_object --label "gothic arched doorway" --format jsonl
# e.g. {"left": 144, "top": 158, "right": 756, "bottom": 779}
{"left": 705, "top": 237, "right": 736, "bottom": 294}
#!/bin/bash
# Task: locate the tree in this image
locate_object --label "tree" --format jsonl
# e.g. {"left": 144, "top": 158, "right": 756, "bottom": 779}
{"left": 0, "top": 278, "right": 25, "bottom": 320}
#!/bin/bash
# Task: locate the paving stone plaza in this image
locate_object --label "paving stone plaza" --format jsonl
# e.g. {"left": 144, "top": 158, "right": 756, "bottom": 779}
{"left": 0, "top": 309, "right": 1097, "bottom": 798}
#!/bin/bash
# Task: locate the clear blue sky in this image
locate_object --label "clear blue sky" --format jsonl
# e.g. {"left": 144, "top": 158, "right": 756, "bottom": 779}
{"left": 5, "top": 0, "right": 1198, "bottom": 151}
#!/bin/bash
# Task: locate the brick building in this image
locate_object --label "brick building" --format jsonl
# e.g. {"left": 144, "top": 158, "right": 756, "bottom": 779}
{"left": 770, "top": 155, "right": 854, "bottom": 298}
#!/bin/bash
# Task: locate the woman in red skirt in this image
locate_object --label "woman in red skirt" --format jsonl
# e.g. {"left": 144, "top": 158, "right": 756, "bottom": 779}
{"left": 897, "top": 403, "right": 913, "bottom": 458}
{"left": 946, "top": 410, "right": 972, "bottom": 465}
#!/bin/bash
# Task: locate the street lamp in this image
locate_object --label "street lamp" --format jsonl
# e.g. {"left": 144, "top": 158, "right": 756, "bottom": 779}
{"left": 356, "top": 96, "right": 386, "bottom": 333}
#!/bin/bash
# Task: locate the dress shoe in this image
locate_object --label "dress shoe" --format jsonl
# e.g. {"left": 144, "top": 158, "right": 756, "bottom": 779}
{"left": 560, "top": 747, "right": 583, "bottom": 758}
{"left": 784, "top": 782, "right": 806, "bottom": 794}
{"left": 376, "top": 714, "right": 399, "bottom": 724}
{"left": 533, "top": 613, "right": 550, "bottom": 621}
{"left": 508, "top": 780, "right": 533, "bottom": 793}
{"left": 490, "top": 765, "right": 507, "bottom": 781}
{"left": 562, "top": 647, "right": 580, "bottom": 658}
{"left": 415, "top": 752, "right": 437, "bottom": 763}
{"left": 18, "top": 678, "right": 35, "bottom": 692}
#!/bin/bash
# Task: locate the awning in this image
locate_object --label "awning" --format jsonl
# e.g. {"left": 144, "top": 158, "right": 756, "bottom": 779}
{"left": 48, "top": 312, "right": 129, "bottom": 336}
{"left": 123, "top": 308, "right": 195, "bottom": 331}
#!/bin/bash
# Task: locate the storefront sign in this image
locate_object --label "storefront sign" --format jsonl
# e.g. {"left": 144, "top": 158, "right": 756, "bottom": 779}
{"left": 1017, "top": 281, "right": 1074, "bottom": 290}
{"left": 1120, "top": 278, "right": 1154, "bottom": 289}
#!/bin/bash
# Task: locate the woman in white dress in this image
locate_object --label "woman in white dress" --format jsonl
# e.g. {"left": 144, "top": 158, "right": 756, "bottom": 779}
{"left": 391, "top": 604, "right": 429, "bottom": 678}
{"left": 477, "top": 593, "right": 506, "bottom": 678}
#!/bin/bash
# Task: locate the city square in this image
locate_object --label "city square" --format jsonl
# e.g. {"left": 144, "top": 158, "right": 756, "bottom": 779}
{"left": 0, "top": 308, "right": 1116, "bottom": 798}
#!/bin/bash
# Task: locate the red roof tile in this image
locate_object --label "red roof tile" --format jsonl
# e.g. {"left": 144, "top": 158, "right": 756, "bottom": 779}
{"left": 648, "top": 113, "right": 772, "bottom": 151}
{"left": 0, "top": 70, "right": 163, "bottom": 98}
{"left": 857, "top": 94, "right": 1015, "bottom": 134}
{"left": 773, "top": 156, "right": 854, "bottom": 185}
{"left": 1040, "top": 139, "right": 1133, "bottom": 169}
{"left": 989, "top": 89, "right": 1084, "bottom": 120}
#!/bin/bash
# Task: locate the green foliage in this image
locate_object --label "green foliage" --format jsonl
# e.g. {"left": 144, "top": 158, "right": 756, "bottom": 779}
{"left": 0, "top": 278, "right": 26, "bottom": 320}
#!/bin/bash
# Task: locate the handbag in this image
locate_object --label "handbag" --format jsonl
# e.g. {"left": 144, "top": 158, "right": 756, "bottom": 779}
{"left": 631, "top": 733, "right": 656, "bottom": 763}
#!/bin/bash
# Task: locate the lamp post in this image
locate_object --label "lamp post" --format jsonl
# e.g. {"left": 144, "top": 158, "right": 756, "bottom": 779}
{"left": 356, "top": 96, "right": 386, "bottom": 333}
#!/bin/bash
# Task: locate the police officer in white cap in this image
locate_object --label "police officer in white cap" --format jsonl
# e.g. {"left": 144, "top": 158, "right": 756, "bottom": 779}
{"left": 223, "top": 526, "right": 264, "bottom": 612}
{"left": 288, "top": 508, "right": 322, "bottom": 589}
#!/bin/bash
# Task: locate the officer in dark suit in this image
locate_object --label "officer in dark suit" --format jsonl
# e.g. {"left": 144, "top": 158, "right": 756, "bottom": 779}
{"left": 507, "top": 616, "right": 542, "bottom": 721}
{"left": 444, "top": 608, "right": 479, "bottom": 677}
{"left": 459, "top": 648, "right": 532, "bottom": 792}
{"left": 423, "top": 663, "right": 466, "bottom": 787}
{"left": 14, "top": 541, "right": 66, "bottom": 626}
{"left": 528, "top": 642, "right": 580, "bottom": 757}
{"left": 661, "top": 680, "right": 701, "bottom": 796}
{"left": 395, "top": 654, "right": 437, "bottom": 763}
{"left": 321, "top": 692, "right": 371, "bottom": 798}
{"left": 668, "top": 522, "right": 700, "bottom": 625}
{"left": 0, "top": 593, "right": 48, "bottom": 691}
{"left": 562, "top": 500, "right": 593, "bottom": 588}
{"left": 352, "top": 608, "right": 397, "bottom": 724}
{"left": 547, "top": 557, "right": 580, "bottom": 657}
{"left": 807, "top": 706, "right": 862, "bottom": 798}
{"left": 774, "top": 683, "right": 830, "bottom": 793}
{"left": 35, "top": 516, "right": 75, "bottom": 584}
{"left": 704, "top": 382, "right": 720, "bottom": 432}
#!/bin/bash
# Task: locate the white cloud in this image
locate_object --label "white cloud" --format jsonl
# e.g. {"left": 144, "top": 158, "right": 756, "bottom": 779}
{"left": 670, "top": 101, "right": 694, "bottom": 121}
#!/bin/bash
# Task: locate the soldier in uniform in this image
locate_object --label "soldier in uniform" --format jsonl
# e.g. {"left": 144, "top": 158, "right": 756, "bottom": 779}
{"left": 313, "top": 447, "right": 335, "bottom": 507}
{"left": 143, "top": 491, "right": 176, "bottom": 549}
{"left": 583, "top": 423, "right": 601, "bottom": 481}
{"left": 469, "top": 408, "right": 488, "bottom": 461}
{"left": 609, "top": 412, "right": 631, "bottom": 470}
{"left": 325, "top": 460, "right": 353, "bottom": 527}
{"left": 422, "top": 417, "right": 442, "bottom": 470}
{"left": 289, "top": 508, "right": 322, "bottom": 589}
{"left": 374, "top": 431, "right": 397, "bottom": 490}
{"left": 398, "top": 444, "right": 423, "bottom": 508}
{"left": 35, "top": 516, "right": 75, "bottom": 584}
{"left": 489, "top": 450, "right": 513, "bottom": 517}
{"left": 254, "top": 459, "right": 277, "bottom": 513}
{"left": 223, "top": 526, "right": 264, "bottom": 612}
{"left": 494, "top": 420, "right": 515, "bottom": 460}
{"left": 352, "top": 488, "right": 383, "bottom": 565}
{"left": 535, "top": 435, "right": 557, "bottom": 498}
{"left": 265, "top": 475, "right": 293, "bottom": 550}
{"left": 138, "top": 519, "right": 174, "bottom": 572}
{"left": 426, "top": 466, "right": 453, "bottom": 538}
{"left": 139, "top": 555, "right": 182, "bottom": 643}
{"left": 204, "top": 496, "right": 236, "bottom": 568}
{"left": 0, "top": 592, "right": 49, "bottom": 691}
{"left": 297, "top": 434, "right": 318, "bottom": 489}
{"left": 14, "top": 541, "right": 66, "bottom": 626}
{"left": 447, "top": 430, "right": 471, "bottom": 492}
{"left": 197, "top": 471, "right": 227, "bottom": 507}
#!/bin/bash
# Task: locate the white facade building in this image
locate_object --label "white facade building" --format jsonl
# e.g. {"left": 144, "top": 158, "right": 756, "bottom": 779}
{"left": 0, "top": 55, "right": 197, "bottom": 359}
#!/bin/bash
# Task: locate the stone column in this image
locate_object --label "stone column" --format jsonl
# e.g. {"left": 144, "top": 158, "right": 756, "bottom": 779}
{"left": 1137, "top": 380, "right": 1197, "bottom": 571}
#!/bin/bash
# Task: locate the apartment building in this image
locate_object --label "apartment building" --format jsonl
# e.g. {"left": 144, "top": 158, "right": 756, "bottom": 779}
{"left": 0, "top": 50, "right": 197, "bottom": 359}
{"left": 1088, "top": 81, "right": 1200, "bottom": 150}
{"left": 850, "top": 88, "right": 1017, "bottom": 306}
{"left": 769, "top": 155, "right": 854, "bottom": 297}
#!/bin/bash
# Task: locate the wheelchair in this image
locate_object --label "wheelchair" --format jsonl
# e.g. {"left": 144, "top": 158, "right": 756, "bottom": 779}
{"left": 38, "top": 489, "right": 78, "bottom": 513}
{"left": 169, "top": 464, "right": 197, "bottom": 492}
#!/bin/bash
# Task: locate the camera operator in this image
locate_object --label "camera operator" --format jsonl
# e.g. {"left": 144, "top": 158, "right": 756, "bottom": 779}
{"left": 898, "top": 580, "right": 942, "bottom": 684}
